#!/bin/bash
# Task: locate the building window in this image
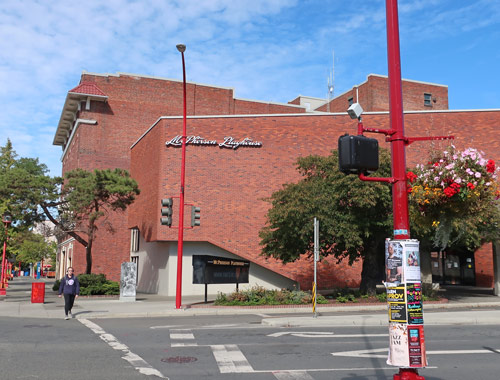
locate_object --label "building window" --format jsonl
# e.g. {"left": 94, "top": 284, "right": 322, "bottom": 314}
{"left": 424, "top": 93, "right": 432, "bottom": 107}
{"left": 130, "top": 228, "right": 139, "bottom": 252}
{"left": 131, "top": 256, "right": 139, "bottom": 284}
{"left": 348, "top": 97, "right": 354, "bottom": 106}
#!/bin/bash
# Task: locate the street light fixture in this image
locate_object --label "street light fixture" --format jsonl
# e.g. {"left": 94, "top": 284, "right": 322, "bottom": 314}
{"left": 0, "top": 212, "right": 12, "bottom": 296}
{"left": 175, "top": 43, "right": 187, "bottom": 309}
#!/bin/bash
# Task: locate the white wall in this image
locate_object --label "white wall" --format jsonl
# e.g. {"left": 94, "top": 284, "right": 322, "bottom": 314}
{"left": 131, "top": 234, "right": 296, "bottom": 296}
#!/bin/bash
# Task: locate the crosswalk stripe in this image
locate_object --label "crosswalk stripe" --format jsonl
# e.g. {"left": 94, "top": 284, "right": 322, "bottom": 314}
{"left": 273, "top": 370, "right": 315, "bottom": 379}
{"left": 211, "top": 344, "right": 254, "bottom": 373}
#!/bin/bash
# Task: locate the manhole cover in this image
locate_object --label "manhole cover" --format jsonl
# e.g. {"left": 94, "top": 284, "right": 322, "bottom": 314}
{"left": 161, "top": 356, "right": 198, "bottom": 363}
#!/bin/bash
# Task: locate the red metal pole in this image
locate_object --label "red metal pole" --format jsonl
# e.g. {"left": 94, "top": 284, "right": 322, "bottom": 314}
{"left": 0, "top": 222, "right": 8, "bottom": 295}
{"left": 386, "top": 1, "right": 426, "bottom": 379}
{"left": 175, "top": 44, "right": 187, "bottom": 309}
{"left": 386, "top": 0, "right": 410, "bottom": 240}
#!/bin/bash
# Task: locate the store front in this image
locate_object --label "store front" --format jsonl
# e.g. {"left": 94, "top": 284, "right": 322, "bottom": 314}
{"left": 431, "top": 250, "right": 475, "bottom": 286}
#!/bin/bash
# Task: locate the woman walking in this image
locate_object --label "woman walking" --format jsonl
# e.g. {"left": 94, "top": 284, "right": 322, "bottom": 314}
{"left": 58, "top": 267, "right": 80, "bottom": 319}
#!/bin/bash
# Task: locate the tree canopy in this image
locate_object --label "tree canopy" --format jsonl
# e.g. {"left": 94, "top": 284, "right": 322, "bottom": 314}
{"left": 259, "top": 149, "right": 393, "bottom": 294}
{"left": 0, "top": 140, "right": 140, "bottom": 274}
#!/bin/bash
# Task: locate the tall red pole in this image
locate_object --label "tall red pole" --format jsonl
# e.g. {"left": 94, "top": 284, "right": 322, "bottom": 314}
{"left": 175, "top": 44, "right": 187, "bottom": 309}
{"left": 386, "top": 0, "right": 410, "bottom": 240}
{"left": 0, "top": 216, "right": 11, "bottom": 295}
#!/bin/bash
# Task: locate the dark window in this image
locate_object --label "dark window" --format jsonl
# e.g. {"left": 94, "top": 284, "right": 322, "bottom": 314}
{"left": 424, "top": 93, "right": 432, "bottom": 107}
{"left": 348, "top": 97, "right": 354, "bottom": 106}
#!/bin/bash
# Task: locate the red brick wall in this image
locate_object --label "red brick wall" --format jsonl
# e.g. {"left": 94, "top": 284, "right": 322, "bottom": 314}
{"left": 59, "top": 73, "right": 496, "bottom": 288}
{"left": 474, "top": 243, "right": 494, "bottom": 287}
{"left": 317, "top": 75, "right": 448, "bottom": 113}
{"left": 58, "top": 73, "right": 307, "bottom": 281}
{"left": 130, "top": 110, "right": 500, "bottom": 289}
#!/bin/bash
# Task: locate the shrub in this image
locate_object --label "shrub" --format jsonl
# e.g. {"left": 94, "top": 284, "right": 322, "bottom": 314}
{"left": 53, "top": 273, "right": 119, "bottom": 296}
{"left": 214, "top": 285, "right": 327, "bottom": 306}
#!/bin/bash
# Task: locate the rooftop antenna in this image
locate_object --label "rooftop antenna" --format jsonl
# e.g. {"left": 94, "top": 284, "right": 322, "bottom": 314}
{"left": 327, "top": 50, "right": 334, "bottom": 112}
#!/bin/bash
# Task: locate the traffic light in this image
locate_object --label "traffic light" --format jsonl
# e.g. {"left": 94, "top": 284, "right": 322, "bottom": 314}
{"left": 338, "top": 134, "right": 379, "bottom": 175}
{"left": 160, "top": 198, "right": 173, "bottom": 226}
{"left": 191, "top": 206, "right": 201, "bottom": 227}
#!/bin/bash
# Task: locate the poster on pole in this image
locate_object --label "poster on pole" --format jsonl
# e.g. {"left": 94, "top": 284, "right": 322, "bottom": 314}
{"left": 406, "top": 283, "right": 424, "bottom": 325}
{"left": 387, "top": 322, "right": 409, "bottom": 367}
{"left": 403, "top": 240, "right": 420, "bottom": 283}
{"left": 408, "top": 325, "right": 427, "bottom": 367}
{"left": 385, "top": 240, "right": 403, "bottom": 284}
{"left": 387, "top": 285, "right": 406, "bottom": 323}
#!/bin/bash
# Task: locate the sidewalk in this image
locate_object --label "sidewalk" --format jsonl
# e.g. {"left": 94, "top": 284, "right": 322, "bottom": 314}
{"left": 1, "top": 277, "right": 499, "bottom": 326}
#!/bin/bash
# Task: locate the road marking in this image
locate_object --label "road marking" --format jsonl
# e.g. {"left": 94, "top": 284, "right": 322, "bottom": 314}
{"left": 211, "top": 344, "right": 254, "bottom": 373}
{"left": 79, "top": 319, "right": 168, "bottom": 379}
{"left": 268, "top": 331, "right": 387, "bottom": 338}
{"left": 273, "top": 370, "right": 315, "bottom": 379}
{"left": 332, "top": 347, "right": 388, "bottom": 358}
{"left": 331, "top": 347, "right": 500, "bottom": 358}
{"left": 170, "top": 333, "right": 195, "bottom": 340}
{"left": 169, "top": 329, "right": 198, "bottom": 347}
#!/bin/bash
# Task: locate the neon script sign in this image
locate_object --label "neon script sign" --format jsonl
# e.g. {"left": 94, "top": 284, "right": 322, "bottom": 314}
{"left": 165, "top": 135, "right": 262, "bottom": 149}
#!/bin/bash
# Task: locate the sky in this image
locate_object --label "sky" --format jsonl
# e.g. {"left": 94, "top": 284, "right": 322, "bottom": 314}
{"left": 1, "top": 0, "right": 499, "bottom": 176}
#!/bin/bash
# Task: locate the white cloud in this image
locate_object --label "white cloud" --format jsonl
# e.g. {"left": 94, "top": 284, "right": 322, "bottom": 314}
{"left": 0, "top": 0, "right": 499, "bottom": 174}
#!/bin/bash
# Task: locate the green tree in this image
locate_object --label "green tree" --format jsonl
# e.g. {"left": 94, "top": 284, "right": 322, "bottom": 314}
{"left": 10, "top": 230, "right": 56, "bottom": 265}
{"left": 0, "top": 140, "right": 140, "bottom": 275}
{"left": 259, "top": 149, "right": 392, "bottom": 294}
{"left": 41, "top": 168, "right": 141, "bottom": 274}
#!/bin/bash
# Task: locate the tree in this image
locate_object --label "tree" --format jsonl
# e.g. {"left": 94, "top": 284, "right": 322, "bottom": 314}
{"left": 10, "top": 230, "right": 56, "bottom": 266}
{"left": 259, "top": 149, "right": 393, "bottom": 294}
{"left": 40, "top": 168, "right": 141, "bottom": 274}
{"left": 0, "top": 140, "right": 140, "bottom": 275}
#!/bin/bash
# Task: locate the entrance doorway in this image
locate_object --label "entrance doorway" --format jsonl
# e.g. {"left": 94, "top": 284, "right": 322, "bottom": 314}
{"left": 431, "top": 250, "right": 475, "bottom": 286}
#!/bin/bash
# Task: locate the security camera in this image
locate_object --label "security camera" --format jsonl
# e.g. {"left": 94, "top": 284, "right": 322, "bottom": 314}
{"left": 347, "top": 102, "right": 363, "bottom": 119}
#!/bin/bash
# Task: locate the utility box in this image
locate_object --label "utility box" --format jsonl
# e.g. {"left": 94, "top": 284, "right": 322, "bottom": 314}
{"left": 338, "top": 134, "right": 379, "bottom": 174}
{"left": 31, "top": 282, "right": 45, "bottom": 303}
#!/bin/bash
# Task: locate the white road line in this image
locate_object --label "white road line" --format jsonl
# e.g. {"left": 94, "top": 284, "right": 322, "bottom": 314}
{"left": 79, "top": 319, "right": 168, "bottom": 379}
{"left": 171, "top": 343, "right": 199, "bottom": 347}
{"left": 273, "top": 370, "right": 315, "bottom": 379}
{"left": 170, "top": 333, "right": 195, "bottom": 340}
{"left": 211, "top": 344, "right": 254, "bottom": 373}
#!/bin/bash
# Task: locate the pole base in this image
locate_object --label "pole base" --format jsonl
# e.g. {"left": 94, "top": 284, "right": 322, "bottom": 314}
{"left": 393, "top": 368, "right": 424, "bottom": 380}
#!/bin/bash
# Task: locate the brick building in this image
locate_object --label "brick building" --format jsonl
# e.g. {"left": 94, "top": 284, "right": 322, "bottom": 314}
{"left": 53, "top": 72, "right": 500, "bottom": 295}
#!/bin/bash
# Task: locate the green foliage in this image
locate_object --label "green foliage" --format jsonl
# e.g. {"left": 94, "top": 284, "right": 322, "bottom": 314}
{"left": 259, "top": 149, "right": 393, "bottom": 293}
{"left": 77, "top": 273, "right": 107, "bottom": 288}
{"left": 214, "top": 285, "right": 327, "bottom": 306}
{"left": 0, "top": 140, "right": 141, "bottom": 275}
{"left": 10, "top": 230, "right": 56, "bottom": 264}
{"left": 53, "top": 273, "right": 119, "bottom": 295}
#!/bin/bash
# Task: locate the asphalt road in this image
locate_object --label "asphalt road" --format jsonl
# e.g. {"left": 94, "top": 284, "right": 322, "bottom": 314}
{"left": 1, "top": 314, "right": 499, "bottom": 380}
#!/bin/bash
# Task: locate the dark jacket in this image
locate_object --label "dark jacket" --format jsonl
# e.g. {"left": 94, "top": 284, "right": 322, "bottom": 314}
{"left": 58, "top": 275, "right": 80, "bottom": 295}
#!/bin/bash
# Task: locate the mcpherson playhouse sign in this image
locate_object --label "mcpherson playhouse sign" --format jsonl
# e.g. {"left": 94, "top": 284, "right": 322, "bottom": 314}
{"left": 166, "top": 135, "right": 262, "bottom": 149}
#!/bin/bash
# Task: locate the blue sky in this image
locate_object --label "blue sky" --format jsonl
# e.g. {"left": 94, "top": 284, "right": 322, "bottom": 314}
{"left": 1, "top": 0, "right": 499, "bottom": 175}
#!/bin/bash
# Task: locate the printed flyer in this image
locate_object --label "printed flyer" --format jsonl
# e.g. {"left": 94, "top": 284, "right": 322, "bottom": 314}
{"left": 403, "top": 240, "right": 421, "bottom": 283}
{"left": 387, "top": 323, "right": 409, "bottom": 367}
{"left": 385, "top": 240, "right": 403, "bottom": 284}
{"left": 387, "top": 285, "right": 406, "bottom": 323}
{"left": 406, "top": 283, "right": 424, "bottom": 325}
{"left": 408, "top": 325, "right": 428, "bottom": 367}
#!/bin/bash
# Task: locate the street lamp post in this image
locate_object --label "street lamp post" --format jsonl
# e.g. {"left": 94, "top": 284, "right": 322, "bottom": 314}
{"left": 0, "top": 212, "right": 12, "bottom": 296}
{"left": 175, "top": 43, "right": 187, "bottom": 309}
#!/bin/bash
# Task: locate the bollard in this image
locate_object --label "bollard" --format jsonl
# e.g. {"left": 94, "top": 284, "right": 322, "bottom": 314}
{"left": 31, "top": 282, "right": 45, "bottom": 303}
